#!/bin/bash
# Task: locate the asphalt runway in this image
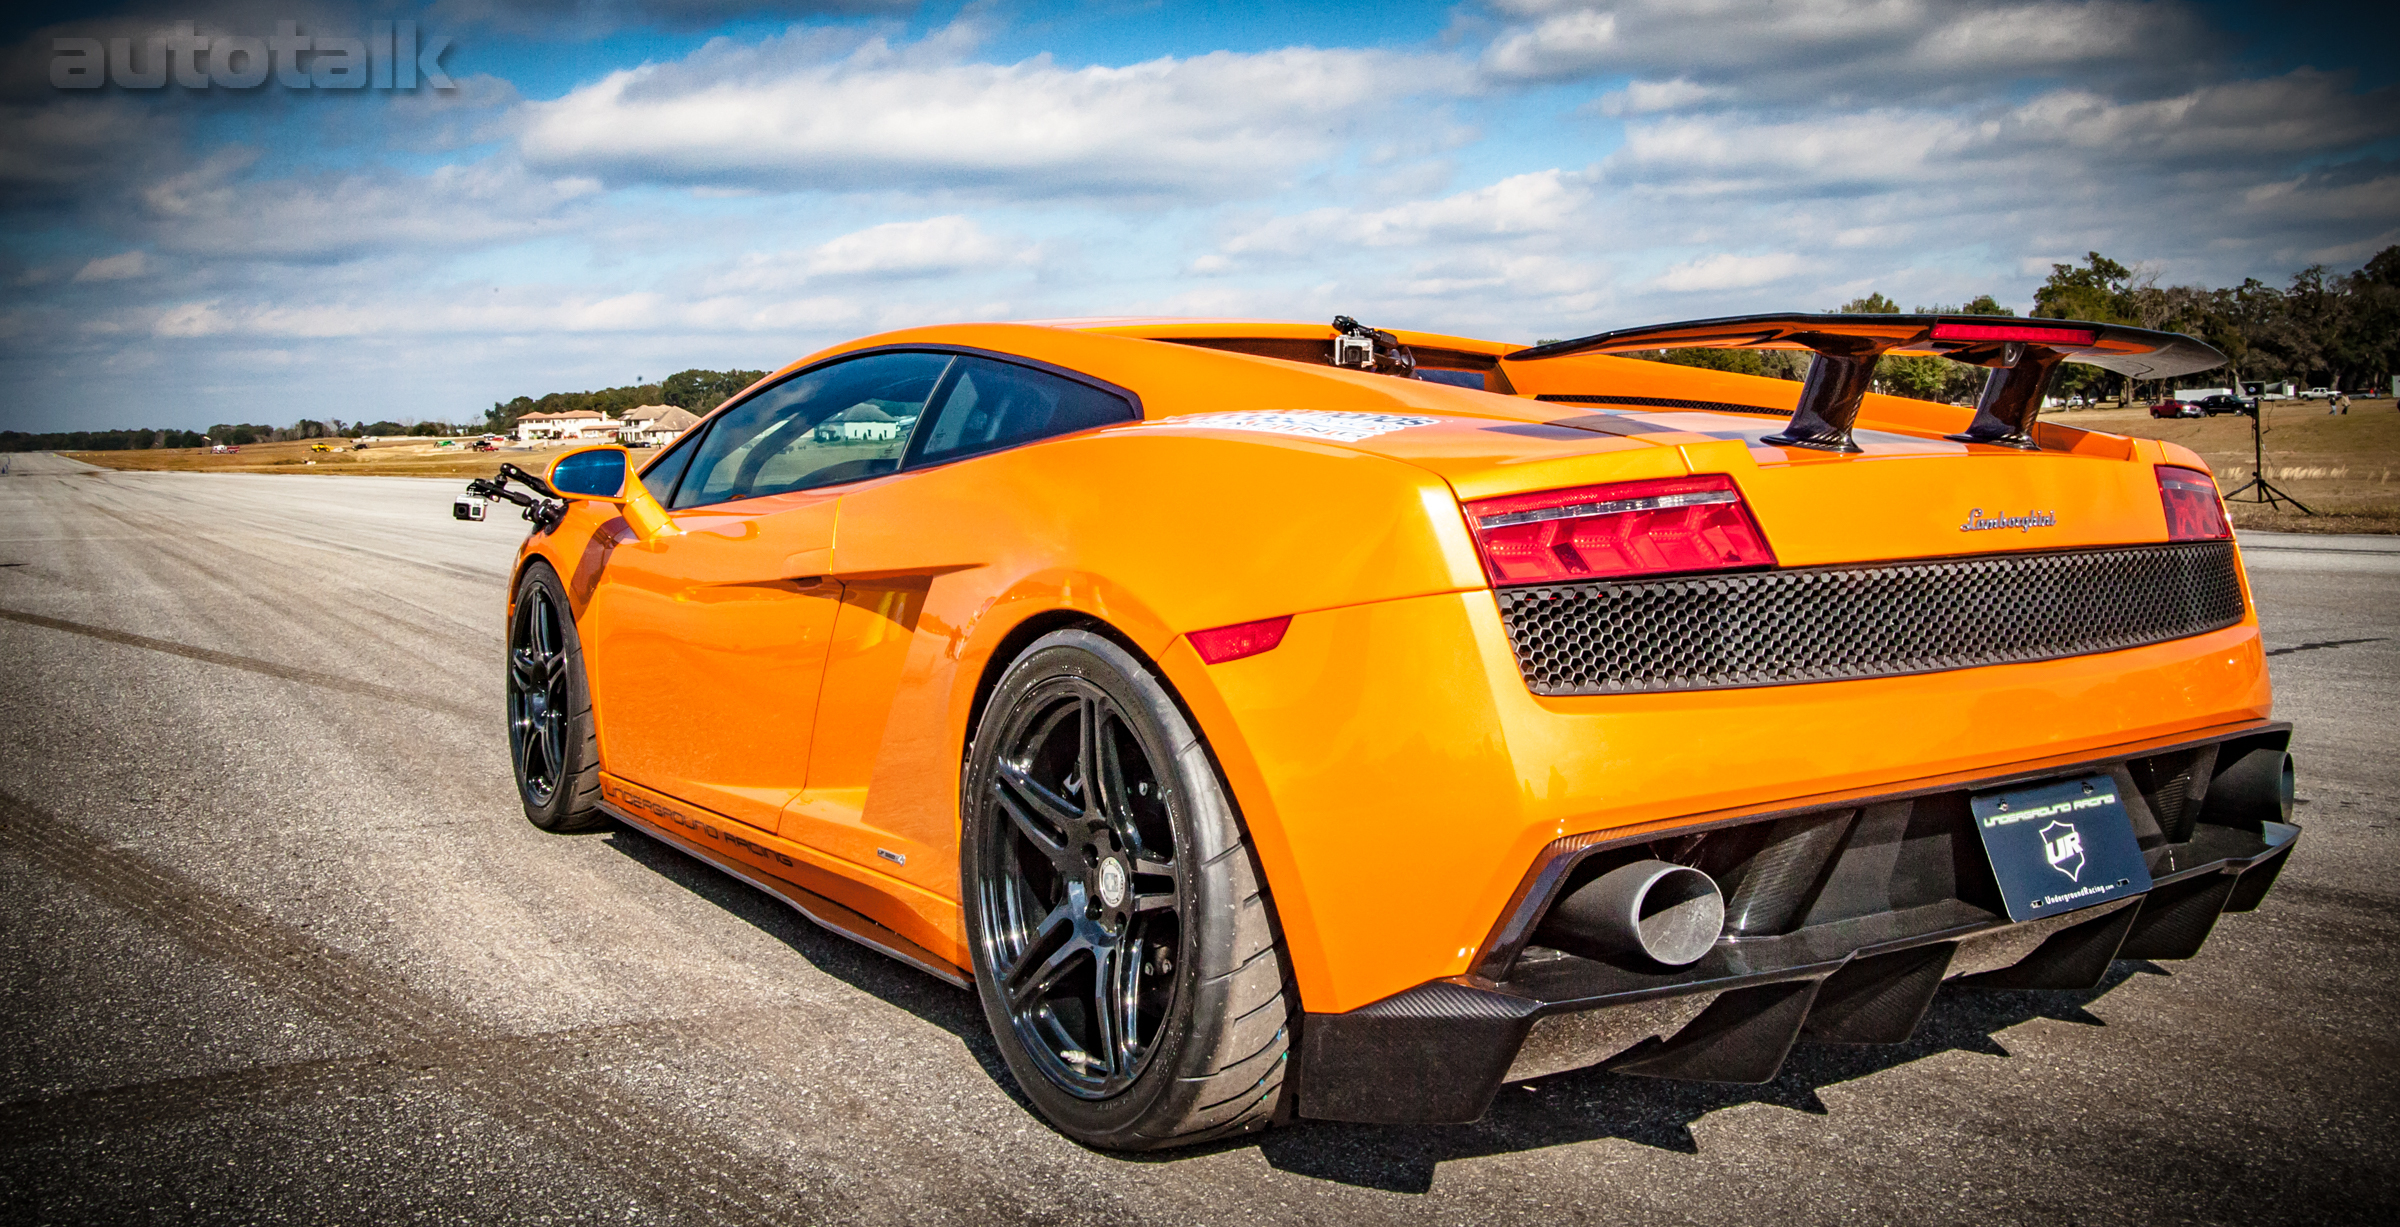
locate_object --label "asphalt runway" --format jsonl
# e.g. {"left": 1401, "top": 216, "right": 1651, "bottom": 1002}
{"left": 3, "top": 450, "right": 2395, "bottom": 1225}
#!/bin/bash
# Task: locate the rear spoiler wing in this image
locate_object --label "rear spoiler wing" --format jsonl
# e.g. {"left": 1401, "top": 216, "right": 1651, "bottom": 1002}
{"left": 1505, "top": 314, "right": 2225, "bottom": 453}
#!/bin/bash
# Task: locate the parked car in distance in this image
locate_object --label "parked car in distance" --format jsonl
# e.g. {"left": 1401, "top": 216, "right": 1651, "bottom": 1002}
{"left": 2150, "top": 399, "right": 2205, "bottom": 418}
{"left": 2301, "top": 388, "right": 2333, "bottom": 399}
{"left": 2196, "top": 394, "right": 2255, "bottom": 415}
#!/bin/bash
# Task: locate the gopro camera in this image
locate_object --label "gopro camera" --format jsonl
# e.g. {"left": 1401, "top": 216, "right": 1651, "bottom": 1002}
{"left": 453, "top": 496, "right": 487, "bottom": 521}
{"left": 1333, "top": 331, "right": 1376, "bottom": 369}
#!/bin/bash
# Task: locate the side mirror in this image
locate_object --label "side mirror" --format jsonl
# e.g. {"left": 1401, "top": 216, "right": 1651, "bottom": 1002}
{"left": 543, "top": 445, "right": 681, "bottom": 542}
{"left": 547, "top": 445, "right": 630, "bottom": 501}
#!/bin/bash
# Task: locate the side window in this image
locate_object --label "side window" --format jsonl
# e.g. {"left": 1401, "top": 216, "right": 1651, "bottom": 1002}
{"left": 670, "top": 352, "right": 953, "bottom": 510}
{"left": 909, "top": 355, "right": 1136, "bottom": 468}
{"left": 635, "top": 423, "right": 704, "bottom": 505}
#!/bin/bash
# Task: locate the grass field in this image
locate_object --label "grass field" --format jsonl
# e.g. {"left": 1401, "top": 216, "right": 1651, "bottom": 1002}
{"left": 64, "top": 437, "right": 560, "bottom": 480}
{"left": 2064, "top": 395, "right": 2399, "bottom": 533}
{"left": 64, "top": 396, "right": 2398, "bottom": 534}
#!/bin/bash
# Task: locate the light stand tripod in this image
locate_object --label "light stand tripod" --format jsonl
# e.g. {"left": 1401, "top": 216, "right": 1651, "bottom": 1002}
{"left": 2219, "top": 403, "right": 2314, "bottom": 514}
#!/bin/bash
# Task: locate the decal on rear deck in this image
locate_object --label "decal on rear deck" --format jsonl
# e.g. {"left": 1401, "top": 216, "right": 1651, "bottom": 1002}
{"left": 1161, "top": 410, "right": 1438, "bottom": 442}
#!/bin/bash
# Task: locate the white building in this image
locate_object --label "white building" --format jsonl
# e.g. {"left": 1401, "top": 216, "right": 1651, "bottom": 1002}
{"left": 618, "top": 405, "right": 701, "bottom": 448}
{"left": 513, "top": 410, "right": 613, "bottom": 442}
{"left": 814, "top": 402, "right": 910, "bottom": 442}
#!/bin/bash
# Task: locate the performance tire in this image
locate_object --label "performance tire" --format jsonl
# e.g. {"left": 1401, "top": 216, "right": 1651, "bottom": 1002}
{"left": 508, "top": 562, "right": 606, "bottom": 833}
{"left": 963, "top": 629, "right": 1293, "bottom": 1150}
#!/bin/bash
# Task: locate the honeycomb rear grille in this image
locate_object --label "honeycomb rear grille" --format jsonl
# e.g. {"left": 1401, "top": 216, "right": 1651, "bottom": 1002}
{"left": 1496, "top": 541, "right": 2246, "bottom": 695}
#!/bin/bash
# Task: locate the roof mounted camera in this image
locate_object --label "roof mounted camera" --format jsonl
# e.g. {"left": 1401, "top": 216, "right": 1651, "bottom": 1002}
{"left": 1331, "top": 315, "right": 1418, "bottom": 379}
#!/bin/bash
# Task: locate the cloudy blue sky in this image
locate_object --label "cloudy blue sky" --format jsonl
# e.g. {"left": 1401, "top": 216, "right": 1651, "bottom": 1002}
{"left": 4, "top": 0, "right": 2395, "bottom": 433}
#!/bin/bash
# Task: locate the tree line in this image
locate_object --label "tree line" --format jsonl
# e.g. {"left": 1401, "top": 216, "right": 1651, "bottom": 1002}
{"left": 0, "top": 419, "right": 483, "bottom": 451}
{"left": 484, "top": 367, "right": 766, "bottom": 433}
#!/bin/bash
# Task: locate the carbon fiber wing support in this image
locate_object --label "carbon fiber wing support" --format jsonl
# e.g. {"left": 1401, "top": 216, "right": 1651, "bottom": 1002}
{"left": 1505, "top": 314, "right": 2226, "bottom": 453}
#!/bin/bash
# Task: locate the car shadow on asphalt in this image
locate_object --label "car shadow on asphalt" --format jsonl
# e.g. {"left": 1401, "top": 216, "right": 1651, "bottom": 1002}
{"left": 594, "top": 819, "right": 2163, "bottom": 1191}
{"left": 593, "top": 824, "right": 1039, "bottom": 1108}
{"left": 1238, "top": 963, "right": 2159, "bottom": 1193}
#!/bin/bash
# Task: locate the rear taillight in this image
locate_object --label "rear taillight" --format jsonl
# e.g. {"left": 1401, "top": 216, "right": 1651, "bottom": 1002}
{"left": 1464, "top": 474, "right": 1777, "bottom": 586}
{"left": 2157, "top": 465, "right": 2231, "bottom": 541}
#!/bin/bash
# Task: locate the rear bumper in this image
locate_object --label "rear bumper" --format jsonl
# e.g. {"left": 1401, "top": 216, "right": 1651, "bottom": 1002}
{"left": 1293, "top": 721, "right": 2297, "bottom": 1124}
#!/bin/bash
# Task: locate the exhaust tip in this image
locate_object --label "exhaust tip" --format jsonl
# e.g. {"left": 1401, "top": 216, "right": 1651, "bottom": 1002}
{"left": 2207, "top": 745, "right": 2297, "bottom": 828}
{"left": 1544, "top": 859, "right": 1726, "bottom": 967}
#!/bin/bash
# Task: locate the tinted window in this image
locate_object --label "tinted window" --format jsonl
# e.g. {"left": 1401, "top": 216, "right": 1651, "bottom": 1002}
{"left": 910, "top": 355, "right": 1135, "bottom": 468}
{"left": 672, "top": 352, "right": 952, "bottom": 509}
{"left": 635, "top": 425, "right": 703, "bottom": 504}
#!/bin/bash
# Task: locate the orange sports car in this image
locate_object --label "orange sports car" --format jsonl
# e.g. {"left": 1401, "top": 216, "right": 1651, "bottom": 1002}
{"left": 460, "top": 312, "right": 2296, "bottom": 1150}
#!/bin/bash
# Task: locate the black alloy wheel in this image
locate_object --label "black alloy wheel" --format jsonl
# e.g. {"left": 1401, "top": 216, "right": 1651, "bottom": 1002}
{"left": 507, "top": 563, "right": 604, "bottom": 831}
{"left": 964, "top": 629, "right": 1292, "bottom": 1150}
{"left": 980, "top": 673, "right": 1184, "bottom": 1097}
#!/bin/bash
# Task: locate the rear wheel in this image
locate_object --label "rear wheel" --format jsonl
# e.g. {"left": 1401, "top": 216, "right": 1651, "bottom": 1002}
{"left": 962, "top": 629, "right": 1292, "bottom": 1150}
{"left": 508, "top": 563, "right": 605, "bottom": 833}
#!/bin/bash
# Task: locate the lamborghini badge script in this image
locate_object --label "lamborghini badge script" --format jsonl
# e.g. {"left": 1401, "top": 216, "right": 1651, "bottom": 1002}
{"left": 1961, "top": 508, "right": 2059, "bottom": 532}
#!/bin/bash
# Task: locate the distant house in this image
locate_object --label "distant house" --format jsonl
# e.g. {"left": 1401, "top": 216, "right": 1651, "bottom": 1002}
{"left": 513, "top": 409, "right": 612, "bottom": 442}
{"left": 619, "top": 405, "right": 700, "bottom": 448}
{"left": 813, "top": 402, "right": 913, "bottom": 442}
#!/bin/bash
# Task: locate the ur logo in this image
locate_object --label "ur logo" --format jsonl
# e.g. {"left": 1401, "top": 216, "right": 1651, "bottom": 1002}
{"left": 2040, "top": 820, "right": 2086, "bottom": 881}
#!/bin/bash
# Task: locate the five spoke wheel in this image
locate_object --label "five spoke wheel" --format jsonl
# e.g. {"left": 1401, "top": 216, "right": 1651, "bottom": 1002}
{"left": 508, "top": 582, "right": 572, "bottom": 807}
{"left": 977, "top": 680, "right": 1184, "bottom": 1098}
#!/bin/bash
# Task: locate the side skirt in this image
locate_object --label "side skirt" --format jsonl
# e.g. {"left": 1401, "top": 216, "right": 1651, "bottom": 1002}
{"left": 598, "top": 793, "right": 970, "bottom": 988}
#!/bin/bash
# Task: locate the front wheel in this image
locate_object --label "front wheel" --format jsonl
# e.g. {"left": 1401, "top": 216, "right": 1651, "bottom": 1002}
{"left": 508, "top": 562, "right": 605, "bottom": 832}
{"left": 962, "top": 629, "right": 1292, "bottom": 1150}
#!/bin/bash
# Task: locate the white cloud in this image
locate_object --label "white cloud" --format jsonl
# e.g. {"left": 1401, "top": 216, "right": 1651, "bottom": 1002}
{"left": 1220, "top": 170, "right": 1592, "bottom": 259}
{"left": 706, "top": 215, "right": 1028, "bottom": 292}
{"left": 73, "top": 251, "right": 147, "bottom": 282}
{"left": 517, "top": 26, "right": 1464, "bottom": 197}
{"left": 1594, "top": 78, "right": 1718, "bottom": 116}
{"left": 1481, "top": 0, "right": 2209, "bottom": 100}
{"left": 133, "top": 153, "right": 601, "bottom": 261}
{"left": 1652, "top": 252, "right": 1806, "bottom": 291}
{"left": 800, "top": 215, "right": 1015, "bottom": 277}
{"left": 152, "top": 301, "right": 228, "bottom": 338}
{"left": 2000, "top": 72, "right": 2399, "bottom": 163}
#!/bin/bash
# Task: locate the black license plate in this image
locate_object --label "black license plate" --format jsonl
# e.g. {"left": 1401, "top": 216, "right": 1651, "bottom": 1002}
{"left": 1970, "top": 774, "right": 2154, "bottom": 922}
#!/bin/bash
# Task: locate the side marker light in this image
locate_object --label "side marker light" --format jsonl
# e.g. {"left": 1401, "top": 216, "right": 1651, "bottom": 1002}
{"left": 1189, "top": 616, "right": 1292, "bottom": 664}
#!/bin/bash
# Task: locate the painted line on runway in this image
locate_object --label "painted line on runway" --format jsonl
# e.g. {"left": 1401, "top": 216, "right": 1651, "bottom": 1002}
{"left": 0, "top": 607, "right": 480, "bottom": 719}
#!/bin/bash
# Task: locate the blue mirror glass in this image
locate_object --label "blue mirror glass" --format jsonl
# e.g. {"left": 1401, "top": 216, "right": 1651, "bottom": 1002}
{"left": 551, "top": 449, "right": 627, "bottom": 498}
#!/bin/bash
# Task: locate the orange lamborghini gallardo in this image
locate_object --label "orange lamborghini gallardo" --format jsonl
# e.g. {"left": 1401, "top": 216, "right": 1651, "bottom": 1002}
{"left": 460, "top": 313, "right": 2296, "bottom": 1149}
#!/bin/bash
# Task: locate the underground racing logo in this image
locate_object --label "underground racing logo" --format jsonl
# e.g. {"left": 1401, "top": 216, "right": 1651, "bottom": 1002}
{"left": 2040, "top": 819, "right": 2086, "bottom": 881}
